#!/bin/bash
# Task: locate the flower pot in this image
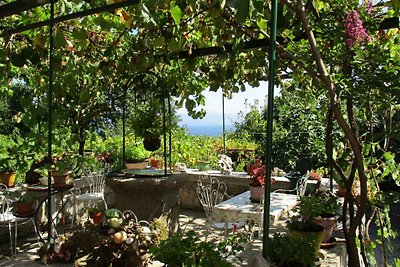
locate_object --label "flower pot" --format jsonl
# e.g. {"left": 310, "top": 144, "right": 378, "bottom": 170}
{"left": 288, "top": 223, "right": 324, "bottom": 256}
{"left": 126, "top": 161, "right": 148, "bottom": 169}
{"left": 52, "top": 172, "right": 70, "bottom": 185}
{"left": 197, "top": 161, "right": 210, "bottom": 171}
{"left": 314, "top": 215, "right": 339, "bottom": 243}
{"left": 90, "top": 212, "right": 104, "bottom": 225}
{"left": 16, "top": 202, "right": 35, "bottom": 215}
{"left": 249, "top": 184, "right": 264, "bottom": 203}
{"left": 0, "top": 171, "right": 16, "bottom": 187}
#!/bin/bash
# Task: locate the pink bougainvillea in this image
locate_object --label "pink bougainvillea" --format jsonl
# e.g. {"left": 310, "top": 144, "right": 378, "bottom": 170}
{"left": 363, "top": 0, "right": 373, "bottom": 14}
{"left": 344, "top": 10, "right": 371, "bottom": 48}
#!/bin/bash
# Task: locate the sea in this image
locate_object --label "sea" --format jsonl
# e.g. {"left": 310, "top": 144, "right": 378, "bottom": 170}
{"left": 186, "top": 124, "right": 235, "bottom": 136}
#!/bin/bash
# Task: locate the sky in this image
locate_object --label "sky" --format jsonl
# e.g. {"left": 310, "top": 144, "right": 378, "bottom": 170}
{"left": 177, "top": 81, "right": 280, "bottom": 127}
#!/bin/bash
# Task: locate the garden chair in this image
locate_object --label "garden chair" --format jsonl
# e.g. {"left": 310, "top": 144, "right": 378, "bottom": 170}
{"left": 70, "top": 170, "right": 108, "bottom": 226}
{"left": 273, "top": 172, "right": 310, "bottom": 197}
{"left": 196, "top": 175, "right": 244, "bottom": 240}
{"left": 0, "top": 184, "right": 40, "bottom": 257}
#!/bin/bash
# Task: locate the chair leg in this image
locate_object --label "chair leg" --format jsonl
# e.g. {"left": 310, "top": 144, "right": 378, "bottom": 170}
{"left": 31, "top": 218, "right": 41, "bottom": 246}
{"left": 102, "top": 197, "right": 108, "bottom": 210}
{"left": 8, "top": 222, "right": 14, "bottom": 257}
{"left": 224, "top": 222, "right": 228, "bottom": 239}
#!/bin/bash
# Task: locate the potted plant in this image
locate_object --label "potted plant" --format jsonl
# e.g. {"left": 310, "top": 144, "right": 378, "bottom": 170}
{"left": 247, "top": 157, "right": 277, "bottom": 202}
{"left": 125, "top": 143, "right": 150, "bottom": 169}
{"left": 269, "top": 233, "right": 319, "bottom": 266}
{"left": 16, "top": 194, "right": 36, "bottom": 215}
{"left": 309, "top": 167, "right": 325, "bottom": 180}
{"left": 51, "top": 156, "right": 73, "bottom": 185}
{"left": 0, "top": 135, "right": 18, "bottom": 187}
{"left": 128, "top": 93, "right": 178, "bottom": 152}
{"left": 286, "top": 216, "right": 324, "bottom": 257}
{"left": 248, "top": 164, "right": 266, "bottom": 202}
{"left": 88, "top": 205, "right": 105, "bottom": 225}
{"left": 307, "top": 188, "right": 341, "bottom": 243}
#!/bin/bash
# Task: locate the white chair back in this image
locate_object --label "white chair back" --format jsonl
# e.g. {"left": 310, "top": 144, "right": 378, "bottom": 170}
{"left": 196, "top": 175, "right": 227, "bottom": 218}
{"left": 296, "top": 174, "right": 309, "bottom": 197}
{"left": 82, "top": 172, "right": 106, "bottom": 194}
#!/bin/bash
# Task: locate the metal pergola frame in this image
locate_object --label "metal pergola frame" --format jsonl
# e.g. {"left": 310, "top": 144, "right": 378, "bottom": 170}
{"left": 1, "top": 0, "right": 398, "bottom": 260}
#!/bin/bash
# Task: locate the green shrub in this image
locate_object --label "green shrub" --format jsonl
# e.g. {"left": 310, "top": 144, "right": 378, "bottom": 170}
{"left": 149, "top": 230, "right": 247, "bottom": 267}
{"left": 269, "top": 233, "right": 318, "bottom": 267}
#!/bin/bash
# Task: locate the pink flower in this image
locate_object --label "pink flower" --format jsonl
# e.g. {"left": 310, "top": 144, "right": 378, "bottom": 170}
{"left": 363, "top": 0, "right": 373, "bottom": 14}
{"left": 344, "top": 10, "right": 371, "bottom": 48}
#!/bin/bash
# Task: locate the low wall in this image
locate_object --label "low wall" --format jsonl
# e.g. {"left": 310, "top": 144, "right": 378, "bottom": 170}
{"left": 106, "top": 173, "right": 188, "bottom": 234}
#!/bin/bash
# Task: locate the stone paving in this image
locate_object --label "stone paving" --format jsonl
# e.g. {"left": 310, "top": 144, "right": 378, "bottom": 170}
{"left": 0, "top": 209, "right": 347, "bottom": 266}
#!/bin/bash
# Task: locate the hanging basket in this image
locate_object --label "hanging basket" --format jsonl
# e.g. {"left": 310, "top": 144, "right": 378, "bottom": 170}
{"left": 143, "top": 136, "right": 161, "bottom": 151}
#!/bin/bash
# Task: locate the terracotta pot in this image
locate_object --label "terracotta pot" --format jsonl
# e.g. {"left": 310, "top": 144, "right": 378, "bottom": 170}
{"left": 16, "top": 202, "right": 34, "bottom": 214}
{"left": 126, "top": 162, "right": 148, "bottom": 169}
{"left": 314, "top": 215, "right": 339, "bottom": 243}
{"left": 0, "top": 171, "right": 16, "bottom": 187}
{"left": 52, "top": 173, "right": 70, "bottom": 185}
{"left": 335, "top": 188, "right": 346, "bottom": 197}
{"left": 249, "top": 184, "right": 264, "bottom": 202}
{"left": 90, "top": 212, "right": 104, "bottom": 225}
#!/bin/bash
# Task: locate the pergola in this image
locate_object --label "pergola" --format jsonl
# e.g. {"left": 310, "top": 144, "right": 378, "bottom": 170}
{"left": 1, "top": 0, "right": 398, "bottom": 262}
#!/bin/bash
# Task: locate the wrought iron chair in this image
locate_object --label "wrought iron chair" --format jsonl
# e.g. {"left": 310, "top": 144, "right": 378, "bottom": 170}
{"left": 273, "top": 172, "right": 310, "bottom": 197}
{"left": 71, "top": 170, "right": 108, "bottom": 226}
{"left": 196, "top": 175, "right": 244, "bottom": 239}
{"left": 0, "top": 184, "right": 40, "bottom": 257}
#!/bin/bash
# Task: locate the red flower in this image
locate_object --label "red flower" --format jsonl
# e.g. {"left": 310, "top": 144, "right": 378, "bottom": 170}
{"left": 248, "top": 164, "right": 266, "bottom": 186}
{"left": 248, "top": 164, "right": 277, "bottom": 186}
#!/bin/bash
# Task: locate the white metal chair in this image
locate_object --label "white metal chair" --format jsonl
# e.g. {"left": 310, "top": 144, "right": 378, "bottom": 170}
{"left": 273, "top": 173, "right": 310, "bottom": 197}
{"left": 0, "top": 184, "right": 40, "bottom": 257}
{"left": 196, "top": 175, "right": 244, "bottom": 239}
{"left": 71, "top": 171, "right": 108, "bottom": 226}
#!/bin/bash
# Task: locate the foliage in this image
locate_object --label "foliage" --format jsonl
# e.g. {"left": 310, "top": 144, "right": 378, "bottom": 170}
{"left": 87, "top": 203, "right": 105, "bottom": 215}
{"left": 269, "top": 233, "right": 318, "bottom": 267}
{"left": 233, "top": 95, "right": 327, "bottom": 171}
{"left": 149, "top": 230, "right": 246, "bottom": 267}
{"left": 18, "top": 194, "right": 36, "bottom": 204}
{"left": 125, "top": 141, "right": 151, "bottom": 162}
{"left": 247, "top": 159, "right": 266, "bottom": 186}
{"left": 0, "top": 131, "right": 34, "bottom": 183}
{"left": 298, "top": 188, "right": 340, "bottom": 219}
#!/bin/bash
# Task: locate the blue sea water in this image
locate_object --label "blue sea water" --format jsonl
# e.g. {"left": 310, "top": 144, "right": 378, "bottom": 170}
{"left": 186, "top": 124, "right": 235, "bottom": 136}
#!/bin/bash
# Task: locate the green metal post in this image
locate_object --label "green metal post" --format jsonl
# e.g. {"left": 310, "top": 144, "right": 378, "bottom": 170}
{"left": 222, "top": 91, "right": 226, "bottom": 154}
{"left": 168, "top": 96, "right": 172, "bottom": 170}
{"left": 162, "top": 93, "right": 167, "bottom": 176}
{"left": 122, "top": 87, "right": 126, "bottom": 166}
{"left": 47, "top": 1, "right": 55, "bottom": 245}
{"left": 263, "top": 0, "right": 278, "bottom": 260}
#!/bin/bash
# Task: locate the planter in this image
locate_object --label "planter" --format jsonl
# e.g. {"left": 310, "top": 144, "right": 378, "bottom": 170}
{"left": 314, "top": 215, "right": 339, "bottom": 243}
{"left": 126, "top": 161, "right": 148, "bottom": 169}
{"left": 249, "top": 184, "right": 264, "bottom": 203}
{"left": 52, "top": 172, "right": 70, "bottom": 185}
{"left": 90, "top": 212, "right": 104, "bottom": 225}
{"left": 0, "top": 171, "right": 16, "bottom": 187}
{"left": 16, "top": 202, "right": 35, "bottom": 215}
{"left": 143, "top": 136, "right": 161, "bottom": 151}
{"left": 288, "top": 222, "right": 324, "bottom": 256}
{"left": 197, "top": 161, "right": 210, "bottom": 171}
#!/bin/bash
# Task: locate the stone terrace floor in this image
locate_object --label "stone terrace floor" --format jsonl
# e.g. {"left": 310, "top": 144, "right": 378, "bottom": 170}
{"left": 0, "top": 209, "right": 347, "bottom": 267}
